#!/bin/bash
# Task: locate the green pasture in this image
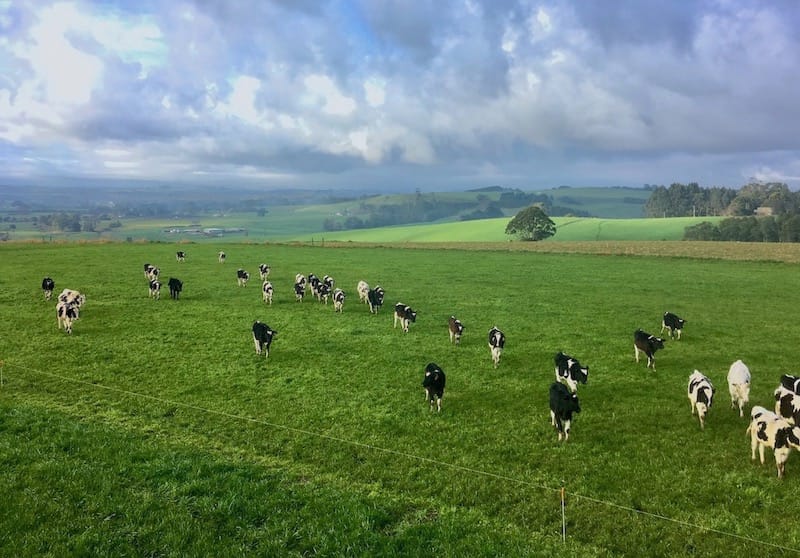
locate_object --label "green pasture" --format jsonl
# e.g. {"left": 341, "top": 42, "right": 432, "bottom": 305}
{"left": 1, "top": 242, "right": 799, "bottom": 556}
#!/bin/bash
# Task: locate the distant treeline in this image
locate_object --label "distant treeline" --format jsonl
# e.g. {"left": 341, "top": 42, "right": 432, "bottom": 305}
{"left": 322, "top": 189, "right": 589, "bottom": 231}
{"left": 644, "top": 182, "right": 800, "bottom": 242}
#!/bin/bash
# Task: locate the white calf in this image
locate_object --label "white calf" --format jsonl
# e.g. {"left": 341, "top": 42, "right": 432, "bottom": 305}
{"left": 727, "top": 359, "right": 751, "bottom": 417}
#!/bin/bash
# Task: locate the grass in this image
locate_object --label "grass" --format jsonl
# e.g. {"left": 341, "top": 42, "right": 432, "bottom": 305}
{"left": 2, "top": 241, "right": 800, "bottom": 556}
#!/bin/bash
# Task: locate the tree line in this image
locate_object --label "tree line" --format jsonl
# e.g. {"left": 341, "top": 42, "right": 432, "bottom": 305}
{"left": 644, "top": 182, "right": 800, "bottom": 242}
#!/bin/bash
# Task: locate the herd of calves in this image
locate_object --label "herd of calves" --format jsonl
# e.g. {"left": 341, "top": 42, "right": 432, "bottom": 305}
{"left": 42, "top": 251, "right": 799, "bottom": 478}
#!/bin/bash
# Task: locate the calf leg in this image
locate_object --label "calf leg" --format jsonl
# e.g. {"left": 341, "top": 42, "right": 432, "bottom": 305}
{"left": 634, "top": 344, "right": 640, "bottom": 362}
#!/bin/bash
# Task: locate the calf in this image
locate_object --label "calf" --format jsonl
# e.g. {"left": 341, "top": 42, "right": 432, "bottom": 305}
{"left": 688, "top": 370, "right": 715, "bottom": 429}
{"left": 774, "top": 387, "right": 800, "bottom": 425}
{"left": 218, "top": 251, "right": 226, "bottom": 263}
{"left": 258, "top": 264, "right": 271, "bottom": 281}
{"left": 262, "top": 281, "right": 274, "bottom": 305}
{"left": 488, "top": 326, "right": 505, "bottom": 368}
{"left": 56, "top": 301, "right": 79, "bottom": 334}
{"left": 252, "top": 321, "right": 277, "bottom": 357}
{"left": 42, "top": 277, "right": 55, "bottom": 300}
{"left": 176, "top": 251, "right": 186, "bottom": 262}
{"left": 393, "top": 303, "right": 417, "bottom": 332}
{"left": 294, "top": 282, "right": 305, "bottom": 302}
{"left": 295, "top": 274, "right": 307, "bottom": 289}
{"left": 448, "top": 316, "right": 464, "bottom": 345}
{"left": 634, "top": 329, "right": 665, "bottom": 370}
{"left": 661, "top": 312, "right": 686, "bottom": 340}
{"left": 422, "top": 362, "right": 446, "bottom": 412}
{"left": 237, "top": 269, "right": 250, "bottom": 287}
{"left": 333, "top": 288, "right": 345, "bottom": 312}
{"left": 779, "top": 374, "right": 800, "bottom": 394}
{"left": 144, "top": 263, "right": 154, "bottom": 278}
{"left": 58, "top": 288, "right": 86, "bottom": 308}
{"left": 549, "top": 382, "right": 581, "bottom": 442}
{"left": 148, "top": 280, "right": 161, "bottom": 300}
{"left": 308, "top": 273, "right": 321, "bottom": 298}
{"left": 147, "top": 266, "right": 160, "bottom": 282}
{"left": 168, "top": 277, "right": 183, "bottom": 300}
{"left": 727, "top": 360, "right": 751, "bottom": 417}
{"left": 554, "top": 351, "right": 589, "bottom": 393}
{"left": 367, "top": 286, "right": 385, "bottom": 314}
{"left": 357, "top": 280, "right": 370, "bottom": 304}
{"left": 747, "top": 406, "right": 800, "bottom": 478}
{"left": 316, "top": 282, "right": 331, "bottom": 304}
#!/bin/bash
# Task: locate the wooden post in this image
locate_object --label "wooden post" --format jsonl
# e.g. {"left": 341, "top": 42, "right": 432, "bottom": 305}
{"left": 561, "top": 486, "right": 566, "bottom": 542}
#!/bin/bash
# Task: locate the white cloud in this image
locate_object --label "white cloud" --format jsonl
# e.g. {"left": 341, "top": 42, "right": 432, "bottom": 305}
{"left": 303, "top": 74, "right": 357, "bottom": 116}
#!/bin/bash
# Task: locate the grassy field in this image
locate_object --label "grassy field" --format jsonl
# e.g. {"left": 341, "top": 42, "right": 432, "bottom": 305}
{"left": 2, "top": 241, "right": 800, "bottom": 556}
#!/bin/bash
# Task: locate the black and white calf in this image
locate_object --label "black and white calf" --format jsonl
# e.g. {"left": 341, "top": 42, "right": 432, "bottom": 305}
{"left": 237, "top": 269, "right": 250, "bottom": 287}
{"left": 634, "top": 329, "right": 665, "bottom": 370}
{"left": 56, "top": 301, "right": 79, "bottom": 334}
{"left": 747, "top": 405, "right": 800, "bottom": 478}
{"left": 149, "top": 280, "right": 161, "bottom": 300}
{"left": 294, "top": 282, "right": 306, "bottom": 302}
{"left": 144, "top": 263, "right": 154, "bottom": 278}
{"left": 488, "top": 326, "right": 505, "bottom": 368}
{"left": 58, "top": 288, "right": 86, "bottom": 308}
{"left": 333, "top": 288, "right": 345, "bottom": 312}
{"left": 42, "top": 277, "right": 55, "bottom": 300}
{"left": 661, "top": 312, "right": 686, "bottom": 340}
{"left": 554, "top": 351, "right": 589, "bottom": 393}
{"left": 422, "top": 362, "right": 446, "bottom": 412}
{"left": 295, "top": 274, "right": 307, "bottom": 289}
{"left": 549, "top": 382, "right": 581, "bottom": 442}
{"left": 316, "top": 282, "right": 332, "bottom": 304}
{"left": 262, "top": 281, "right": 274, "bottom": 305}
{"left": 259, "top": 264, "right": 271, "bottom": 281}
{"left": 726, "top": 360, "right": 751, "bottom": 417}
{"left": 168, "top": 277, "right": 183, "bottom": 300}
{"left": 146, "top": 266, "right": 160, "bottom": 282}
{"left": 176, "top": 251, "right": 186, "bottom": 262}
{"left": 252, "top": 321, "right": 277, "bottom": 358}
{"left": 779, "top": 374, "right": 800, "bottom": 394}
{"left": 308, "top": 273, "right": 321, "bottom": 298}
{"left": 775, "top": 387, "right": 800, "bottom": 425}
{"left": 218, "top": 251, "right": 226, "bottom": 263}
{"left": 393, "top": 303, "right": 417, "bottom": 332}
{"left": 448, "top": 316, "right": 464, "bottom": 345}
{"left": 368, "top": 286, "right": 385, "bottom": 314}
{"left": 688, "top": 370, "right": 715, "bottom": 429}
{"left": 357, "top": 280, "right": 370, "bottom": 304}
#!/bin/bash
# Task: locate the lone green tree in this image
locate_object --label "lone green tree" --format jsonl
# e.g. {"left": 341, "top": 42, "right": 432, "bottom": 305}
{"left": 505, "top": 205, "right": 556, "bottom": 241}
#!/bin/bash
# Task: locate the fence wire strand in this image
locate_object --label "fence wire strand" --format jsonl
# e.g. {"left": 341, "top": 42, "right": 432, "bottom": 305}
{"left": 3, "top": 362, "right": 799, "bottom": 555}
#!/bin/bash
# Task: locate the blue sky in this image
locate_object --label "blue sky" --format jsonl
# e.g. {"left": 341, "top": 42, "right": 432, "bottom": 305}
{"left": 1, "top": 0, "right": 799, "bottom": 192}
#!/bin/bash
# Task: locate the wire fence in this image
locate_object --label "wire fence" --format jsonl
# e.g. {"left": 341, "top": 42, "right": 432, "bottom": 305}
{"left": 2, "top": 360, "right": 799, "bottom": 555}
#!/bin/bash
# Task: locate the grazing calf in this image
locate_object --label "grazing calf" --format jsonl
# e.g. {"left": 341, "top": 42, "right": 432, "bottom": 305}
{"left": 252, "top": 321, "right": 277, "bottom": 357}
{"left": 357, "top": 280, "right": 370, "bottom": 304}
{"left": 294, "top": 282, "right": 305, "bottom": 302}
{"left": 176, "top": 251, "right": 186, "bottom": 262}
{"left": 747, "top": 406, "right": 800, "bottom": 478}
{"left": 634, "top": 329, "right": 665, "bottom": 370}
{"left": 42, "top": 277, "right": 55, "bottom": 300}
{"left": 237, "top": 269, "right": 250, "bottom": 287}
{"left": 367, "top": 286, "right": 385, "bottom": 314}
{"left": 422, "top": 363, "right": 446, "bottom": 412}
{"left": 148, "top": 280, "right": 161, "bottom": 300}
{"left": 259, "top": 264, "right": 271, "bottom": 281}
{"left": 56, "top": 301, "right": 79, "bottom": 334}
{"left": 168, "top": 277, "right": 183, "bottom": 300}
{"left": 488, "top": 326, "right": 505, "bottom": 368}
{"left": 549, "top": 382, "right": 581, "bottom": 442}
{"left": 554, "top": 351, "right": 589, "bottom": 393}
{"left": 218, "top": 251, "right": 226, "bottom": 263}
{"left": 727, "top": 360, "right": 751, "bottom": 417}
{"left": 333, "top": 288, "right": 345, "bottom": 312}
{"left": 393, "top": 303, "right": 417, "bottom": 332}
{"left": 262, "top": 281, "right": 274, "bottom": 305}
{"left": 661, "top": 312, "right": 686, "bottom": 340}
{"left": 688, "top": 370, "right": 715, "bottom": 429}
{"left": 448, "top": 316, "right": 464, "bottom": 345}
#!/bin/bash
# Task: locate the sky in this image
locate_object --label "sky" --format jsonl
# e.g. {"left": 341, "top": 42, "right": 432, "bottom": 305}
{"left": 1, "top": 0, "right": 800, "bottom": 193}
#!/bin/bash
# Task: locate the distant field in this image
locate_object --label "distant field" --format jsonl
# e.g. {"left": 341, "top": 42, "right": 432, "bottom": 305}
{"left": 291, "top": 216, "right": 724, "bottom": 243}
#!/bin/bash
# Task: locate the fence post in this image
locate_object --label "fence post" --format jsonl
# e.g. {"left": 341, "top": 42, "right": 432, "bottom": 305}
{"left": 561, "top": 486, "right": 566, "bottom": 542}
